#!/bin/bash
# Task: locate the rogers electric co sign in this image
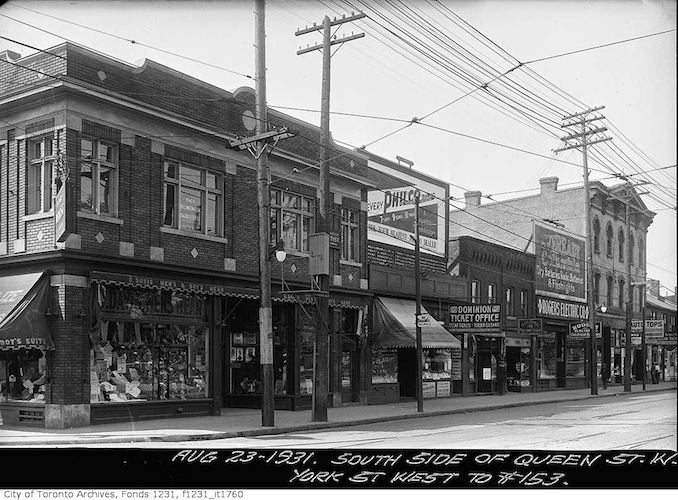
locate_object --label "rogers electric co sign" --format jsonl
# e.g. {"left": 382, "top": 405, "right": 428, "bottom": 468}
{"left": 537, "top": 296, "right": 589, "bottom": 321}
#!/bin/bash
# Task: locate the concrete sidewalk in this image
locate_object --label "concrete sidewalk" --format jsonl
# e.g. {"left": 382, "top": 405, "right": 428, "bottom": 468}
{"left": 1, "top": 381, "right": 675, "bottom": 446}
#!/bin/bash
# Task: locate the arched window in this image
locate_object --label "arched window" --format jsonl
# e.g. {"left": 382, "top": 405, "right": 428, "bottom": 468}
{"left": 593, "top": 218, "right": 601, "bottom": 254}
{"left": 618, "top": 227, "right": 625, "bottom": 262}
{"left": 629, "top": 232, "right": 634, "bottom": 264}
{"left": 606, "top": 223, "right": 614, "bottom": 257}
{"left": 638, "top": 237, "right": 644, "bottom": 267}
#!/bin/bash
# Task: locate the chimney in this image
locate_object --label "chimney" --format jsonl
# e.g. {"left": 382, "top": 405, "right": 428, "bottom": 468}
{"left": 539, "top": 177, "right": 559, "bottom": 194}
{"left": 0, "top": 50, "right": 22, "bottom": 62}
{"left": 464, "top": 191, "right": 481, "bottom": 208}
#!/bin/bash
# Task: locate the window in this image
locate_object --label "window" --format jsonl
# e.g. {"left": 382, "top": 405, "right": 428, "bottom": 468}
{"left": 519, "top": 289, "right": 528, "bottom": 317}
{"left": 606, "top": 276, "right": 613, "bottom": 308}
{"left": 488, "top": 283, "right": 497, "bottom": 304}
{"left": 629, "top": 232, "right": 634, "bottom": 265}
{"left": 504, "top": 287, "right": 514, "bottom": 316}
{"left": 270, "top": 189, "right": 314, "bottom": 252}
{"left": 163, "top": 161, "right": 222, "bottom": 236}
{"left": 27, "top": 136, "right": 55, "bottom": 214}
{"left": 606, "top": 223, "right": 614, "bottom": 257}
{"left": 593, "top": 217, "right": 600, "bottom": 254}
{"left": 638, "top": 238, "right": 644, "bottom": 268}
{"left": 340, "top": 208, "right": 359, "bottom": 262}
{"left": 619, "top": 279, "right": 625, "bottom": 308}
{"left": 618, "top": 228, "right": 625, "bottom": 262}
{"left": 594, "top": 273, "right": 601, "bottom": 305}
{"left": 80, "top": 138, "right": 118, "bottom": 216}
{"left": 471, "top": 280, "right": 480, "bottom": 304}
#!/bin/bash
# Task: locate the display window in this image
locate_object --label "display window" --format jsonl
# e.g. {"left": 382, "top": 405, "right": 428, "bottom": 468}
{"left": 0, "top": 349, "right": 48, "bottom": 402}
{"left": 538, "top": 335, "right": 557, "bottom": 379}
{"left": 422, "top": 349, "right": 452, "bottom": 381}
{"left": 371, "top": 349, "right": 398, "bottom": 384}
{"left": 566, "top": 342, "right": 585, "bottom": 377}
{"left": 507, "top": 346, "right": 531, "bottom": 388}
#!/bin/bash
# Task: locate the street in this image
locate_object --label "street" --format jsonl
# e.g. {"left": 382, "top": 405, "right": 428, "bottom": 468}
{"left": 52, "top": 391, "right": 676, "bottom": 450}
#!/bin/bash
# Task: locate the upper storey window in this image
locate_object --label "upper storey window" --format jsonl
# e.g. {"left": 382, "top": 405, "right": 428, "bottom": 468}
{"left": 80, "top": 138, "right": 118, "bottom": 216}
{"left": 27, "top": 136, "right": 55, "bottom": 214}
{"left": 270, "top": 189, "right": 314, "bottom": 252}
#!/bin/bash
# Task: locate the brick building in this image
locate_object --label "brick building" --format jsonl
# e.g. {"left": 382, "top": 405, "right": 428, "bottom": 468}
{"left": 450, "top": 176, "right": 655, "bottom": 390}
{"left": 0, "top": 43, "right": 377, "bottom": 427}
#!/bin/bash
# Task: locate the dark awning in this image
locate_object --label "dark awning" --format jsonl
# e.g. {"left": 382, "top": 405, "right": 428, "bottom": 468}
{"left": 0, "top": 273, "right": 54, "bottom": 351}
{"left": 373, "top": 297, "right": 461, "bottom": 349}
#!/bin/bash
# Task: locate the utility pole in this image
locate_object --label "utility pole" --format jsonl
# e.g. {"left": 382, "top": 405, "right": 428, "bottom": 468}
{"left": 228, "top": 0, "right": 295, "bottom": 426}
{"left": 556, "top": 106, "right": 611, "bottom": 396}
{"left": 414, "top": 193, "right": 424, "bottom": 413}
{"left": 296, "top": 11, "right": 365, "bottom": 421}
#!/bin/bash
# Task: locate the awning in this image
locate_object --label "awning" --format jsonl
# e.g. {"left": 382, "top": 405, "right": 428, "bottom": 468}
{"left": 0, "top": 273, "right": 54, "bottom": 351}
{"left": 373, "top": 297, "right": 461, "bottom": 349}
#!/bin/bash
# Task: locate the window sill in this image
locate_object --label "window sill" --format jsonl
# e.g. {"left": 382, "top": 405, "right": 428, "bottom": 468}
{"left": 340, "top": 259, "right": 362, "bottom": 268}
{"left": 77, "top": 211, "right": 123, "bottom": 225}
{"left": 284, "top": 249, "right": 309, "bottom": 258}
{"left": 22, "top": 211, "right": 54, "bottom": 222}
{"left": 160, "top": 226, "right": 228, "bottom": 244}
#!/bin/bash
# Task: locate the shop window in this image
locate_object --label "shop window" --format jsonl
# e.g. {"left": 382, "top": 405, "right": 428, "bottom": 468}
{"left": 519, "top": 289, "right": 528, "bottom": 317}
{"left": 372, "top": 350, "right": 398, "bottom": 384}
{"left": 422, "top": 349, "right": 454, "bottom": 382}
{"left": 487, "top": 283, "right": 497, "bottom": 304}
{"left": 566, "top": 343, "right": 585, "bottom": 377}
{"left": 163, "top": 161, "right": 223, "bottom": 236}
{"left": 0, "top": 349, "right": 48, "bottom": 402}
{"left": 340, "top": 208, "right": 359, "bottom": 262}
{"left": 504, "top": 287, "right": 514, "bottom": 317}
{"left": 537, "top": 336, "right": 556, "bottom": 379}
{"left": 471, "top": 280, "right": 480, "bottom": 304}
{"left": 80, "top": 138, "right": 118, "bottom": 216}
{"left": 593, "top": 217, "right": 600, "bottom": 254}
{"left": 297, "top": 309, "right": 316, "bottom": 395}
{"left": 27, "top": 136, "right": 54, "bottom": 214}
{"left": 270, "top": 189, "right": 314, "bottom": 252}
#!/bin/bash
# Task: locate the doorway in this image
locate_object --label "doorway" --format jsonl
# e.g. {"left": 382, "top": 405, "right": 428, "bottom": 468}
{"left": 476, "top": 337, "right": 500, "bottom": 393}
{"left": 341, "top": 351, "right": 358, "bottom": 403}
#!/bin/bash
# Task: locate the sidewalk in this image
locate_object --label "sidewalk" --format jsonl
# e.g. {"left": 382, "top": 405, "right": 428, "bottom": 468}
{"left": 1, "top": 381, "right": 675, "bottom": 446}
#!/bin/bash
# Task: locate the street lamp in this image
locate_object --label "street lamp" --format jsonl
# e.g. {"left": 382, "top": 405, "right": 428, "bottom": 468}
{"left": 270, "top": 239, "right": 286, "bottom": 263}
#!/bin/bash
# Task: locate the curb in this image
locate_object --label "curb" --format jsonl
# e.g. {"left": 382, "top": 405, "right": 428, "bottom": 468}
{"left": 2, "top": 386, "right": 673, "bottom": 447}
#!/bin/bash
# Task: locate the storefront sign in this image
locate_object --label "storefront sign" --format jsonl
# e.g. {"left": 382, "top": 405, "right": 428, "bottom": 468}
{"left": 534, "top": 223, "right": 586, "bottom": 302}
{"left": 448, "top": 303, "right": 501, "bottom": 333}
{"left": 367, "top": 159, "right": 447, "bottom": 257}
{"left": 631, "top": 319, "right": 665, "bottom": 338}
{"left": 329, "top": 231, "right": 341, "bottom": 249}
{"left": 506, "top": 337, "right": 531, "bottom": 347}
{"left": 422, "top": 381, "right": 436, "bottom": 399}
{"left": 518, "top": 318, "right": 542, "bottom": 335}
{"left": 536, "top": 296, "right": 589, "bottom": 321}
{"left": 569, "top": 321, "right": 602, "bottom": 338}
{"left": 436, "top": 381, "right": 451, "bottom": 397}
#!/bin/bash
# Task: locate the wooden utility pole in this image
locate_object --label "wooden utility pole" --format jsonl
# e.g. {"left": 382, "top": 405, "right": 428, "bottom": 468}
{"left": 624, "top": 197, "right": 633, "bottom": 392}
{"left": 296, "top": 11, "right": 365, "bottom": 421}
{"left": 556, "top": 106, "right": 611, "bottom": 396}
{"left": 228, "top": 0, "right": 295, "bottom": 426}
{"left": 414, "top": 194, "right": 424, "bottom": 413}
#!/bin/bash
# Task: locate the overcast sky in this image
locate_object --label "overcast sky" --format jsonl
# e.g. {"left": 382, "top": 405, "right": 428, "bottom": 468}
{"left": 1, "top": 0, "right": 676, "bottom": 294}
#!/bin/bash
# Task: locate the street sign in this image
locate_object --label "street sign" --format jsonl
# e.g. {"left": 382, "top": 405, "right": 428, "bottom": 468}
{"left": 416, "top": 313, "right": 431, "bottom": 327}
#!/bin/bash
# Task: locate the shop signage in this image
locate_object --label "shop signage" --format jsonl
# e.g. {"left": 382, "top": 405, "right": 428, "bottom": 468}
{"left": 54, "top": 182, "right": 73, "bottom": 243}
{"left": 518, "top": 318, "right": 542, "bottom": 335}
{"left": 367, "top": 159, "right": 447, "bottom": 257}
{"left": 536, "top": 296, "right": 589, "bottom": 321}
{"left": 448, "top": 303, "right": 501, "bottom": 333}
{"left": 329, "top": 230, "right": 341, "bottom": 249}
{"left": 90, "top": 271, "right": 259, "bottom": 297}
{"left": 506, "top": 337, "right": 531, "bottom": 348}
{"left": 436, "top": 381, "right": 451, "bottom": 397}
{"left": 422, "top": 381, "right": 436, "bottom": 399}
{"left": 534, "top": 223, "right": 587, "bottom": 302}
{"left": 631, "top": 319, "right": 665, "bottom": 338}
{"left": 569, "top": 321, "right": 602, "bottom": 338}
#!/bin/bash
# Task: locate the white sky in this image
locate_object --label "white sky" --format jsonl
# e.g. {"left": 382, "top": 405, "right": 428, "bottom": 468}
{"left": 1, "top": 0, "right": 676, "bottom": 294}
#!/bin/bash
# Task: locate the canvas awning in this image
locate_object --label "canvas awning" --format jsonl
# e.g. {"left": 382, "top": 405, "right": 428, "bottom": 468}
{"left": 0, "top": 273, "right": 54, "bottom": 351}
{"left": 373, "top": 297, "right": 461, "bottom": 349}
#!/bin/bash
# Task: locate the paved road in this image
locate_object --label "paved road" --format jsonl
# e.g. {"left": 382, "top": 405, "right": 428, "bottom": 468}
{"left": 62, "top": 391, "right": 676, "bottom": 450}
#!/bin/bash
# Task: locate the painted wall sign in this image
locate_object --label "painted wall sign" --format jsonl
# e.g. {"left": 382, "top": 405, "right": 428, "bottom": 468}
{"left": 448, "top": 303, "right": 501, "bottom": 333}
{"left": 534, "top": 222, "right": 587, "bottom": 302}
{"left": 536, "top": 296, "right": 589, "bottom": 321}
{"left": 367, "top": 160, "right": 446, "bottom": 256}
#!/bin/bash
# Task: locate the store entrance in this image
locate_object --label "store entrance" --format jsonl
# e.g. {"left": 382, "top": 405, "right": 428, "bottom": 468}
{"left": 476, "top": 337, "right": 500, "bottom": 393}
{"left": 341, "top": 351, "right": 358, "bottom": 403}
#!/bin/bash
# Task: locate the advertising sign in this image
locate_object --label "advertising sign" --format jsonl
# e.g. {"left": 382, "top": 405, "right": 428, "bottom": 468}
{"left": 569, "top": 322, "right": 602, "bottom": 338}
{"left": 536, "top": 296, "right": 589, "bottom": 321}
{"left": 449, "top": 304, "right": 501, "bottom": 333}
{"left": 518, "top": 318, "right": 543, "bottom": 335}
{"left": 534, "top": 222, "right": 587, "bottom": 302}
{"left": 422, "top": 381, "right": 436, "bottom": 399}
{"left": 631, "top": 319, "right": 665, "bottom": 338}
{"left": 367, "top": 160, "right": 446, "bottom": 256}
{"left": 54, "top": 183, "right": 72, "bottom": 243}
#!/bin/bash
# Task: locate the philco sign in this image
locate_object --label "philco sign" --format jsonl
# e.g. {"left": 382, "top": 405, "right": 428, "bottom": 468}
{"left": 537, "top": 296, "right": 589, "bottom": 321}
{"left": 449, "top": 304, "right": 501, "bottom": 333}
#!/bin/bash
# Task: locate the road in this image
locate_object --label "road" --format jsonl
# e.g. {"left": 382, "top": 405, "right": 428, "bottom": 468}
{"left": 83, "top": 391, "right": 676, "bottom": 450}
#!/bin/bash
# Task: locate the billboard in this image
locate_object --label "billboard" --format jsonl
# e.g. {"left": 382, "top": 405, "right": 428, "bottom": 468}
{"left": 367, "top": 160, "right": 446, "bottom": 256}
{"left": 534, "top": 222, "right": 587, "bottom": 302}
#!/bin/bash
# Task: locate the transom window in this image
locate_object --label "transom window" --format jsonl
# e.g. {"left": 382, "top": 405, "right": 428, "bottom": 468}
{"left": 270, "top": 189, "right": 314, "bottom": 252}
{"left": 163, "top": 161, "right": 223, "bottom": 236}
{"left": 340, "top": 208, "right": 359, "bottom": 262}
{"left": 27, "top": 136, "right": 55, "bottom": 214}
{"left": 80, "top": 138, "right": 118, "bottom": 216}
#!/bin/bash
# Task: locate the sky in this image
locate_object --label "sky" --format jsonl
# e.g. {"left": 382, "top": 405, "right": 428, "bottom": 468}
{"left": 1, "top": 0, "right": 676, "bottom": 295}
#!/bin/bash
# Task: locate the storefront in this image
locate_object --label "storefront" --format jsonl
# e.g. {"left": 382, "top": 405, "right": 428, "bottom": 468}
{"left": 0, "top": 273, "right": 54, "bottom": 425}
{"left": 371, "top": 297, "right": 461, "bottom": 403}
{"left": 506, "top": 335, "right": 532, "bottom": 392}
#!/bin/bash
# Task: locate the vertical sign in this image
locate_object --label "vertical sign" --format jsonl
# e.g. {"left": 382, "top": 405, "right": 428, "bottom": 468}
{"left": 54, "top": 182, "right": 72, "bottom": 243}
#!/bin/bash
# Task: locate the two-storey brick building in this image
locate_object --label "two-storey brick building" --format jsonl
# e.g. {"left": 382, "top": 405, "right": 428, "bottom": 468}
{"left": 0, "top": 43, "right": 376, "bottom": 427}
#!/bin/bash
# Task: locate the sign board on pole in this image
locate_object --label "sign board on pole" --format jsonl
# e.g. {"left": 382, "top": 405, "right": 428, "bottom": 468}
{"left": 416, "top": 313, "right": 431, "bottom": 328}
